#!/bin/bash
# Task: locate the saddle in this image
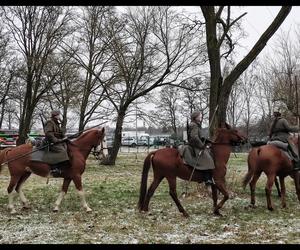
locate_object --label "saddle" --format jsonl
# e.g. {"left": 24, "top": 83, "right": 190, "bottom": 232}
{"left": 267, "top": 140, "right": 293, "bottom": 161}
{"left": 30, "top": 139, "right": 69, "bottom": 165}
{"left": 177, "top": 144, "right": 215, "bottom": 171}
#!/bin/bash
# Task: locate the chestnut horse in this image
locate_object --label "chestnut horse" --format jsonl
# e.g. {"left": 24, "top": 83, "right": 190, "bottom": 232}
{"left": 138, "top": 124, "right": 247, "bottom": 217}
{"left": 242, "top": 136, "right": 300, "bottom": 211}
{"left": 0, "top": 128, "right": 107, "bottom": 214}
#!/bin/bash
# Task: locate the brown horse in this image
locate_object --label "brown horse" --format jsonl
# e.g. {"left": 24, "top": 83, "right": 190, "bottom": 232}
{"left": 242, "top": 136, "right": 300, "bottom": 211}
{"left": 0, "top": 128, "right": 107, "bottom": 214}
{"left": 138, "top": 124, "right": 247, "bottom": 217}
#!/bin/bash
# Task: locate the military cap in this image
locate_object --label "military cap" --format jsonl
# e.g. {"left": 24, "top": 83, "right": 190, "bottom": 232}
{"left": 191, "top": 111, "right": 201, "bottom": 121}
{"left": 51, "top": 110, "right": 61, "bottom": 117}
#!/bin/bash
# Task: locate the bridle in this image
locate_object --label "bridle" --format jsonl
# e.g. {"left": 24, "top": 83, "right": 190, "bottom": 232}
{"left": 211, "top": 141, "right": 245, "bottom": 147}
{"left": 92, "top": 130, "right": 108, "bottom": 161}
{"left": 210, "top": 131, "right": 247, "bottom": 147}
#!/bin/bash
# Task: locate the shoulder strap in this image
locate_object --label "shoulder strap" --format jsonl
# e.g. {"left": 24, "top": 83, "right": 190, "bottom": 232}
{"left": 269, "top": 117, "right": 282, "bottom": 137}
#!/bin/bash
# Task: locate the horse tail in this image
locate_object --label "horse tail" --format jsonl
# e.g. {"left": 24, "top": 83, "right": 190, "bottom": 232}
{"left": 138, "top": 151, "right": 155, "bottom": 211}
{"left": 0, "top": 148, "right": 10, "bottom": 173}
{"left": 242, "top": 147, "right": 259, "bottom": 189}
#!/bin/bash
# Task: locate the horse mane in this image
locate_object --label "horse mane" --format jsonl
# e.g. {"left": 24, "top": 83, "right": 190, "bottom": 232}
{"left": 76, "top": 128, "right": 99, "bottom": 140}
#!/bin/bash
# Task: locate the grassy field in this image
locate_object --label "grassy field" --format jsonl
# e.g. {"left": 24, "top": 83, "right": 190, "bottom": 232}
{"left": 0, "top": 151, "right": 300, "bottom": 244}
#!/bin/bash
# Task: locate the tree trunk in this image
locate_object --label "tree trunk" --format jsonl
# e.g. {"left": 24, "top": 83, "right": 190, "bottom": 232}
{"left": 17, "top": 73, "right": 33, "bottom": 145}
{"left": 201, "top": 6, "right": 223, "bottom": 136}
{"left": 201, "top": 6, "right": 292, "bottom": 136}
{"left": 103, "top": 109, "right": 126, "bottom": 165}
{"left": 17, "top": 107, "right": 33, "bottom": 145}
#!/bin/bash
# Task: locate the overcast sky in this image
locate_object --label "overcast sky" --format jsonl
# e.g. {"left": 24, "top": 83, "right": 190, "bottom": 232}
{"left": 182, "top": 6, "right": 300, "bottom": 60}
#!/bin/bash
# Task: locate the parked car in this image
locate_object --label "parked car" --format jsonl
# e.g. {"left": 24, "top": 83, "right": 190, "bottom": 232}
{"left": 0, "top": 137, "right": 16, "bottom": 149}
{"left": 122, "top": 137, "right": 137, "bottom": 147}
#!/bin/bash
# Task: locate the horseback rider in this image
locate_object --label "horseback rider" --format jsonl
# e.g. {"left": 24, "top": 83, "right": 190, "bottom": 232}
{"left": 44, "top": 110, "right": 70, "bottom": 175}
{"left": 187, "top": 111, "right": 215, "bottom": 186}
{"left": 268, "top": 106, "right": 300, "bottom": 171}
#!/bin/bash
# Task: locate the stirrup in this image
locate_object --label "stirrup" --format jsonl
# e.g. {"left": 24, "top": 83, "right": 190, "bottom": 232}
{"left": 50, "top": 168, "right": 62, "bottom": 177}
{"left": 205, "top": 179, "right": 215, "bottom": 186}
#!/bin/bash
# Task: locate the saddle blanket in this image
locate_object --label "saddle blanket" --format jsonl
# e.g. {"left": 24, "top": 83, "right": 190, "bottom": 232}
{"left": 31, "top": 147, "right": 69, "bottom": 165}
{"left": 177, "top": 144, "right": 215, "bottom": 170}
{"left": 267, "top": 140, "right": 292, "bottom": 161}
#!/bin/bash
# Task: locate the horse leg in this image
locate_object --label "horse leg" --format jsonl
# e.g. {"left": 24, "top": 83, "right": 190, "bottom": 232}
{"left": 53, "top": 178, "right": 71, "bottom": 212}
{"left": 166, "top": 177, "right": 189, "bottom": 218}
{"left": 7, "top": 176, "right": 21, "bottom": 214}
{"left": 279, "top": 176, "right": 286, "bottom": 208}
{"left": 249, "top": 172, "right": 262, "bottom": 208}
{"left": 141, "top": 175, "right": 164, "bottom": 212}
{"left": 211, "top": 184, "right": 221, "bottom": 216}
{"left": 15, "top": 171, "right": 31, "bottom": 209}
{"left": 275, "top": 177, "right": 281, "bottom": 197}
{"left": 265, "top": 174, "right": 276, "bottom": 211}
{"left": 73, "top": 175, "right": 92, "bottom": 212}
{"left": 293, "top": 171, "right": 300, "bottom": 202}
{"left": 213, "top": 179, "right": 229, "bottom": 215}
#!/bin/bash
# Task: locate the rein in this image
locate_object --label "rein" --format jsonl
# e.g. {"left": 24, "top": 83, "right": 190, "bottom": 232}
{"left": 211, "top": 141, "right": 243, "bottom": 146}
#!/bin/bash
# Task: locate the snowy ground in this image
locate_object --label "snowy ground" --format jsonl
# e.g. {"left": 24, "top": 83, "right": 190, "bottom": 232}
{"left": 0, "top": 153, "right": 299, "bottom": 244}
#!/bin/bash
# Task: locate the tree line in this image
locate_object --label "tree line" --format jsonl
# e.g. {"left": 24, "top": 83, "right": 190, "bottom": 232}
{"left": 0, "top": 6, "right": 295, "bottom": 165}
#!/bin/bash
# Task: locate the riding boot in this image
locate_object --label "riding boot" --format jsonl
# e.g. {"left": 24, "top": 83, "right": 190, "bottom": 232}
{"left": 288, "top": 145, "right": 300, "bottom": 171}
{"left": 201, "top": 170, "right": 214, "bottom": 186}
{"left": 49, "top": 161, "right": 68, "bottom": 177}
{"left": 292, "top": 159, "right": 300, "bottom": 171}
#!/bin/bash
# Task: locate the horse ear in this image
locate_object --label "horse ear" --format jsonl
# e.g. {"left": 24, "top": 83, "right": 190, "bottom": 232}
{"left": 100, "top": 127, "right": 105, "bottom": 133}
{"left": 225, "top": 122, "right": 232, "bottom": 130}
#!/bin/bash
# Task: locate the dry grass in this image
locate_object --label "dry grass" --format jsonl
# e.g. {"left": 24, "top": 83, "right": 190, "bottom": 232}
{"left": 0, "top": 152, "right": 300, "bottom": 244}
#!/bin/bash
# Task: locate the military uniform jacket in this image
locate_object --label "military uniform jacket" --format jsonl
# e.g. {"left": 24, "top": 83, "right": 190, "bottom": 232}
{"left": 43, "top": 119, "right": 69, "bottom": 162}
{"left": 270, "top": 117, "right": 299, "bottom": 143}
{"left": 181, "top": 121, "right": 215, "bottom": 170}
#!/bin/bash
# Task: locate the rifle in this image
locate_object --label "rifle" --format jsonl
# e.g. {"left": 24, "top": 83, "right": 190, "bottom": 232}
{"left": 0, "top": 121, "right": 108, "bottom": 166}
{"left": 39, "top": 113, "right": 45, "bottom": 129}
{"left": 64, "top": 121, "right": 108, "bottom": 140}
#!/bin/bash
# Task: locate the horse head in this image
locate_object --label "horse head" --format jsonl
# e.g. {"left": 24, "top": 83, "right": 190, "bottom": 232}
{"left": 215, "top": 122, "right": 248, "bottom": 146}
{"left": 91, "top": 127, "right": 108, "bottom": 160}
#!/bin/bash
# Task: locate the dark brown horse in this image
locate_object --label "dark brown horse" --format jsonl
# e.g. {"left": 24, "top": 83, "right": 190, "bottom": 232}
{"left": 0, "top": 128, "right": 107, "bottom": 214}
{"left": 242, "top": 135, "right": 300, "bottom": 210}
{"left": 138, "top": 124, "right": 247, "bottom": 217}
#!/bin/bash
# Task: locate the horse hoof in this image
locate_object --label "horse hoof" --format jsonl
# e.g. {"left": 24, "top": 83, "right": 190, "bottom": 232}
{"left": 53, "top": 208, "right": 59, "bottom": 212}
{"left": 268, "top": 207, "right": 274, "bottom": 211}
{"left": 182, "top": 212, "right": 189, "bottom": 218}
{"left": 214, "top": 211, "right": 222, "bottom": 217}
{"left": 22, "top": 203, "right": 31, "bottom": 209}
{"left": 86, "top": 207, "right": 92, "bottom": 213}
{"left": 10, "top": 209, "right": 17, "bottom": 215}
{"left": 249, "top": 204, "right": 257, "bottom": 209}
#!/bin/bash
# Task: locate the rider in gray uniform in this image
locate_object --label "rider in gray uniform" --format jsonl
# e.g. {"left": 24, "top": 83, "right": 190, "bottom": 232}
{"left": 268, "top": 108, "right": 300, "bottom": 171}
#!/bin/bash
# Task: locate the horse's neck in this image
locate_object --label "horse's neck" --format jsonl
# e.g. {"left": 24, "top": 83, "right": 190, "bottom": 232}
{"left": 212, "top": 139, "right": 232, "bottom": 165}
{"left": 73, "top": 136, "right": 95, "bottom": 158}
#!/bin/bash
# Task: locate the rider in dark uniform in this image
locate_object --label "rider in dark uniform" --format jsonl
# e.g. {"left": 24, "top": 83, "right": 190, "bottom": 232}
{"left": 44, "top": 110, "right": 69, "bottom": 175}
{"left": 268, "top": 107, "right": 300, "bottom": 171}
{"left": 188, "top": 111, "right": 215, "bottom": 185}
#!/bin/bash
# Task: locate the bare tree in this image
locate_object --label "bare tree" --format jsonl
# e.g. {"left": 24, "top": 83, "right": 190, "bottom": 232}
{"left": 1, "top": 6, "right": 74, "bottom": 144}
{"left": 200, "top": 6, "right": 292, "bottom": 135}
{"left": 98, "top": 6, "right": 204, "bottom": 165}
{"left": 40, "top": 52, "right": 82, "bottom": 132}
{"left": 61, "top": 6, "right": 115, "bottom": 131}
{"left": 0, "top": 20, "right": 12, "bottom": 128}
{"left": 269, "top": 29, "right": 300, "bottom": 117}
{"left": 151, "top": 86, "right": 183, "bottom": 136}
